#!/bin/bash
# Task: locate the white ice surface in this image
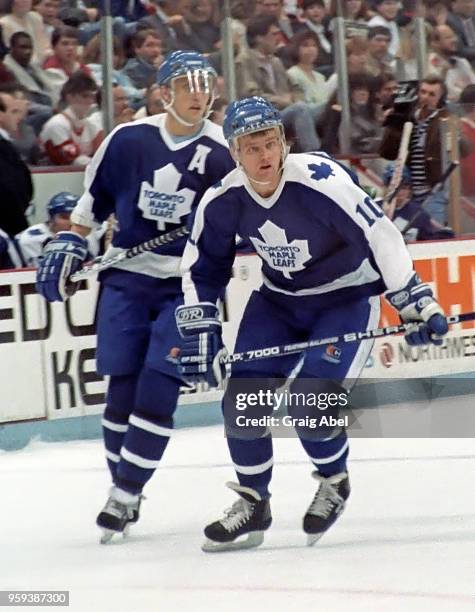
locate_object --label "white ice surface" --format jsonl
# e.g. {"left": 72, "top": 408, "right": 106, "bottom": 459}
{"left": 1, "top": 426, "right": 474, "bottom": 612}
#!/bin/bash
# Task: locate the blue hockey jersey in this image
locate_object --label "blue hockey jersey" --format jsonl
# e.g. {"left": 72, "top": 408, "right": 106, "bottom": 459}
{"left": 72, "top": 113, "right": 234, "bottom": 287}
{"left": 182, "top": 153, "right": 415, "bottom": 307}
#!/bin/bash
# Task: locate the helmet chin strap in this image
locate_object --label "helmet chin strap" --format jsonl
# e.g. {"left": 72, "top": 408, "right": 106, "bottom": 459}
{"left": 248, "top": 175, "right": 274, "bottom": 186}
{"left": 164, "top": 100, "right": 201, "bottom": 127}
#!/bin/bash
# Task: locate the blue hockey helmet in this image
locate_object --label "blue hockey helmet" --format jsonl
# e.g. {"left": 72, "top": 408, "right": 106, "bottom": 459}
{"left": 157, "top": 50, "right": 217, "bottom": 88}
{"left": 382, "top": 163, "right": 411, "bottom": 187}
{"left": 223, "top": 97, "right": 284, "bottom": 145}
{"left": 47, "top": 192, "right": 79, "bottom": 218}
{"left": 157, "top": 50, "right": 217, "bottom": 126}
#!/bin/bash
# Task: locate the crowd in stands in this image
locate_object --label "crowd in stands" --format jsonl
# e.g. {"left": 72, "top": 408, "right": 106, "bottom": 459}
{"left": 1, "top": 0, "right": 475, "bottom": 263}
{"left": 0, "top": 0, "right": 475, "bottom": 161}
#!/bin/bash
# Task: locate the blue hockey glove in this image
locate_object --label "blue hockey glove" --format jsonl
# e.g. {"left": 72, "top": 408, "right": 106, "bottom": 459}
{"left": 36, "top": 231, "right": 88, "bottom": 302}
{"left": 386, "top": 273, "right": 448, "bottom": 346}
{"left": 175, "top": 303, "right": 228, "bottom": 387}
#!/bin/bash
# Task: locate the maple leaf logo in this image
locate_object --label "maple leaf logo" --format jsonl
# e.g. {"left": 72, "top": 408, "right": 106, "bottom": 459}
{"left": 308, "top": 162, "right": 335, "bottom": 181}
{"left": 138, "top": 163, "right": 196, "bottom": 230}
{"left": 250, "top": 220, "right": 311, "bottom": 279}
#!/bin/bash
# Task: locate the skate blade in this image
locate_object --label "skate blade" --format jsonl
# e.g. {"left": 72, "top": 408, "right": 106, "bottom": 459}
{"left": 100, "top": 529, "right": 116, "bottom": 544}
{"left": 202, "top": 530, "right": 264, "bottom": 553}
{"left": 306, "top": 532, "right": 324, "bottom": 547}
{"left": 99, "top": 524, "right": 130, "bottom": 545}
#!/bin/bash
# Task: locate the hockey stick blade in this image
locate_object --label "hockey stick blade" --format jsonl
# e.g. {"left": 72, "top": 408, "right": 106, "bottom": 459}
{"left": 70, "top": 226, "right": 190, "bottom": 282}
{"left": 215, "top": 311, "right": 475, "bottom": 364}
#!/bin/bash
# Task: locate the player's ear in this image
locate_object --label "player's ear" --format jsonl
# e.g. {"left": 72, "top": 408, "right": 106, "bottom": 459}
{"left": 159, "top": 85, "right": 171, "bottom": 105}
{"left": 229, "top": 144, "right": 239, "bottom": 164}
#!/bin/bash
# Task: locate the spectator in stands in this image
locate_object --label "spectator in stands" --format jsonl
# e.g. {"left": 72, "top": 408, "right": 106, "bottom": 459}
{"left": 102, "top": 0, "right": 148, "bottom": 22}
{"left": 367, "top": 0, "right": 401, "bottom": 59}
{"left": 425, "top": 0, "right": 450, "bottom": 28}
{"left": 33, "top": 0, "right": 61, "bottom": 39}
{"left": 161, "top": 0, "right": 194, "bottom": 50}
{"left": 123, "top": 28, "right": 163, "bottom": 89}
{"left": 286, "top": 29, "right": 328, "bottom": 104}
{"left": 89, "top": 83, "right": 135, "bottom": 131}
{"left": 256, "top": 0, "right": 293, "bottom": 43}
{"left": 0, "top": 89, "right": 32, "bottom": 237}
{"left": 398, "top": 17, "right": 433, "bottom": 81}
{"left": 138, "top": 0, "right": 180, "bottom": 54}
{"left": 293, "top": 0, "right": 332, "bottom": 72}
{"left": 381, "top": 163, "right": 454, "bottom": 241}
{"left": 235, "top": 14, "right": 323, "bottom": 151}
{"left": 57, "top": 0, "right": 99, "bottom": 28}
{"left": 43, "top": 26, "right": 92, "bottom": 105}
{"left": 180, "top": 0, "right": 221, "bottom": 54}
{"left": 327, "top": 0, "right": 371, "bottom": 43}
{"left": 229, "top": 0, "right": 257, "bottom": 52}
{"left": 58, "top": 1, "right": 129, "bottom": 46}
{"left": 366, "top": 26, "right": 393, "bottom": 76}
{"left": 447, "top": 0, "right": 475, "bottom": 65}
{"left": 458, "top": 83, "right": 475, "bottom": 197}
{"left": 380, "top": 75, "right": 451, "bottom": 224}
{"left": 325, "top": 36, "right": 371, "bottom": 97}
{"left": 3, "top": 32, "right": 53, "bottom": 131}
{"left": 133, "top": 82, "right": 164, "bottom": 119}
{"left": 39, "top": 71, "right": 102, "bottom": 166}
{"left": 209, "top": 96, "right": 227, "bottom": 125}
{"left": 374, "top": 70, "right": 398, "bottom": 120}
{"left": 321, "top": 72, "right": 383, "bottom": 154}
{"left": 428, "top": 24, "right": 475, "bottom": 100}
{"left": 327, "top": 0, "right": 371, "bottom": 28}
{"left": 83, "top": 34, "right": 145, "bottom": 109}
{"left": 348, "top": 73, "right": 383, "bottom": 153}
{"left": 1, "top": 81, "right": 42, "bottom": 162}
{"left": 0, "top": 0, "right": 52, "bottom": 64}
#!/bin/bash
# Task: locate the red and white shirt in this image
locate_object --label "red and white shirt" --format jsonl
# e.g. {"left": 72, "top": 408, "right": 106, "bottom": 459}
{"left": 40, "top": 107, "right": 104, "bottom": 166}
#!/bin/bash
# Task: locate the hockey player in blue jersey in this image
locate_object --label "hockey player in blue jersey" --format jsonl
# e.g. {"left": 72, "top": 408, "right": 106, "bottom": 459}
{"left": 176, "top": 96, "right": 449, "bottom": 552}
{"left": 16, "top": 192, "right": 103, "bottom": 266}
{"left": 35, "top": 51, "right": 234, "bottom": 543}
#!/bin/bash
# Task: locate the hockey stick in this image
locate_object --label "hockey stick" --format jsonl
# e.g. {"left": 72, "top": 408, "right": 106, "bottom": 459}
{"left": 401, "top": 160, "right": 459, "bottom": 237}
{"left": 211, "top": 311, "right": 475, "bottom": 364}
{"left": 70, "top": 225, "right": 190, "bottom": 282}
{"left": 384, "top": 121, "right": 413, "bottom": 220}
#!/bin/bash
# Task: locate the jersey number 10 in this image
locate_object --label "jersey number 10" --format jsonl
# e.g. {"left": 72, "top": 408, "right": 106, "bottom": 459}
{"left": 356, "top": 196, "right": 384, "bottom": 227}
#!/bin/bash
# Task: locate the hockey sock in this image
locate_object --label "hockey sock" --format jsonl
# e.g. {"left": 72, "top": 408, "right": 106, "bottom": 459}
{"left": 115, "top": 369, "right": 181, "bottom": 495}
{"left": 102, "top": 374, "right": 139, "bottom": 482}
{"left": 226, "top": 435, "right": 274, "bottom": 499}
{"left": 299, "top": 430, "right": 349, "bottom": 477}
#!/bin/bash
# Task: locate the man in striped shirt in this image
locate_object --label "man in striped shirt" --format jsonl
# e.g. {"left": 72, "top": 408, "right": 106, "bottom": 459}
{"left": 380, "top": 75, "right": 451, "bottom": 224}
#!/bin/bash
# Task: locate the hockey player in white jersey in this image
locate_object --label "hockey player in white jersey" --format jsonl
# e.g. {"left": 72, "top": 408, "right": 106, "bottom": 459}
{"left": 176, "top": 97, "right": 449, "bottom": 552}
{"left": 36, "top": 51, "right": 234, "bottom": 543}
{"left": 16, "top": 192, "right": 102, "bottom": 266}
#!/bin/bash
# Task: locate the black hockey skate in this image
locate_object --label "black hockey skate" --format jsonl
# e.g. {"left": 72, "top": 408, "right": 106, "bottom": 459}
{"left": 202, "top": 482, "right": 272, "bottom": 552}
{"left": 96, "top": 488, "right": 144, "bottom": 544}
{"left": 303, "top": 471, "right": 350, "bottom": 546}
